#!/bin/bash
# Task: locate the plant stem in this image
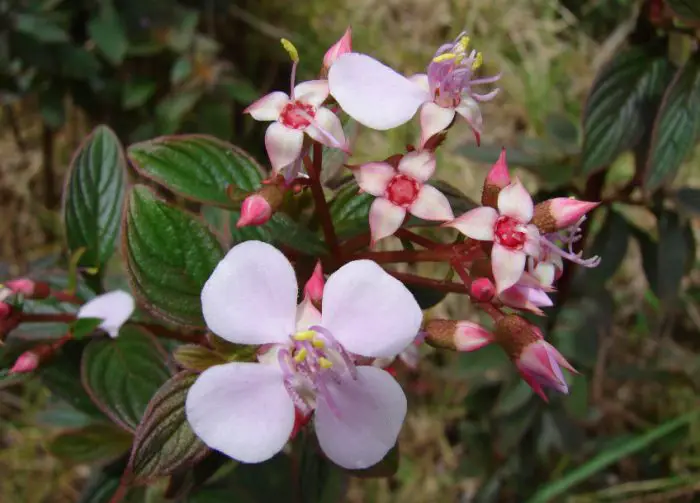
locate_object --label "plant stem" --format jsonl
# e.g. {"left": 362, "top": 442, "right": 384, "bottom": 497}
{"left": 388, "top": 271, "right": 469, "bottom": 294}
{"left": 395, "top": 228, "right": 443, "bottom": 249}
{"left": 306, "top": 143, "right": 342, "bottom": 265}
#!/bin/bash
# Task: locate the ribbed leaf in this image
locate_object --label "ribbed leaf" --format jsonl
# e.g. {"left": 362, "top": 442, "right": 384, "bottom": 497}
{"left": 229, "top": 211, "right": 327, "bottom": 256}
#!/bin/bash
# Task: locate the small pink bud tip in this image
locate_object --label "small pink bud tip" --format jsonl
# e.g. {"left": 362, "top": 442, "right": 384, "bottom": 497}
{"left": 5, "top": 279, "right": 50, "bottom": 299}
{"left": 303, "top": 261, "right": 325, "bottom": 303}
{"left": 424, "top": 319, "right": 493, "bottom": 352}
{"left": 0, "top": 302, "right": 11, "bottom": 320}
{"left": 533, "top": 198, "right": 600, "bottom": 233}
{"left": 470, "top": 277, "right": 495, "bottom": 302}
{"left": 323, "top": 27, "right": 352, "bottom": 70}
{"left": 236, "top": 194, "right": 272, "bottom": 228}
{"left": 9, "top": 351, "right": 39, "bottom": 374}
{"left": 486, "top": 148, "right": 511, "bottom": 189}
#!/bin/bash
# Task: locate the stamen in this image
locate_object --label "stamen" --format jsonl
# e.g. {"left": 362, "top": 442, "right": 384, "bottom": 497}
{"left": 311, "top": 337, "right": 325, "bottom": 349}
{"left": 280, "top": 38, "right": 299, "bottom": 98}
{"left": 539, "top": 236, "right": 601, "bottom": 268}
{"left": 310, "top": 325, "right": 358, "bottom": 380}
{"left": 296, "top": 109, "right": 346, "bottom": 150}
{"left": 472, "top": 52, "right": 483, "bottom": 70}
{"left": 433, "top": 52, "right": 456, "bottom": 63}
{"left": 319, "top": 357, "right": 333, "bottom": 369}
{"left": 294, "top": 330, "right": 315, "bottom": 341}
{"left": 294, "top": 348, "right": 308, "bottom": 362}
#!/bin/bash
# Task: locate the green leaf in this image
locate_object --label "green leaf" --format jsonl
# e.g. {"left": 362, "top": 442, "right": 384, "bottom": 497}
{"left": 299, "top": 438, "right": 348, "bottom": 501}
{"left": 49, "top": 423, "right": 133, "bottom": 464}
{"left": 63, "top": 125, "right": 126, "bottom": 279}
{"left": 128, "top": 135, "right": 264, "bottom": 207}
{"left": 229, "top": 212, "right": 327, "bottom": 256}
{"left": 675, "top": 187, "right": 700, "bottom": 215}
{"left": 173, "top": 345, "right": 228, "bottom": 372}
{"left": 579, "top": 209, "right": 630, "bottom": 290}
{"left": 15, "top": 13, "right": 69, "bottom": 42}
{"left": 457, "top": 143, "right": 542, "bottom": 169}
{"left": 122, "top": 79, "right": 157, "bottom": 110}
{"left": 88, "top": 7, "right": 128, "bottom": 65}
{"left": 667, "top": 0, "right": 700, "bottom": 21}
{"left": 39, "top": 86, "right": 65, "bottom": 129}
{"left": 581, "top": 45, "right": 674, "bottom": 174}
{"left": 525, "top": 410, "right": 700, "bottom": 503}
{"left": 492, "top": 379, "right": 533, "bottom": 417}
{"left": 126, "top": 371, "right": 209, "bottom": 484}
{"left": 171, "top": 57, "right": 193, "bottom": 85}
{"left": 123, "top": 185, "right": 224, "bottom": 327}
{"left": 79, "top": 457, "right": 146, "bottom": 503}
{"left": 328, "top": 184, "right": 373, "bottom": 240}
{"left": 644, "top": 53, "right": 700, "bottom": 190}
{"left": 81, "top": 327, "right": 171, "bottom": 431}
{"left": 156, "top": 90, "right": 203, "bottom": 134}
{"left": 71, "top": 317, "right": 104, "bottom": 340}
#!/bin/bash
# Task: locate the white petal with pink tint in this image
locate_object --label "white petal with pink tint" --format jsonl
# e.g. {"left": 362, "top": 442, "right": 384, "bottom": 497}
{"left": 265, "top": 123, "right": 304, "bottom": 173}
{"left": 523, "top": 225, "right": 541, "bottom": 257}
{"left": 294, "top": 80, "right": 330, "bottom": 107}
{"left": 201, "top": 241, "right": 298, "bottom": 345}
{"left": 328, "top": 53, "right": 430, "bottom": 130}
{"left": 447, "top": 207, "right": 497, "bottom": 240}
{"left": 527, "top": 287, "right": 553, "bottom": 307}
{"left": 397, "top": 151, "right": 436, "bottom": 182}
{"left": 305, "top": 107, "right": 347, "bottom": 149}
{"left": 77, "top": 290, "right": 135, "bottom": 338}
{"left": 321, "top": 260, "right": 422, "bottom": 358}
{"left": 244, "top": 91, "right": 289, "bottom": 121}
{"left": 491, "top": 244, "right": 527, "bottom": 294}
{"left": 186, "top": 362, "right": 295, "bottom": 463}
{"left": 368, "top": 197, "right": 406, "bottom": 243}
{"left": 354, "top": 162, "right": 395, "bottom": 196}
{"left": 314, "top": 366, "right": 406, "bottom": 469}
{"left": 419, "top": 102, "right": 456, "bottom": 147}
{"left": 455, "top": 97, "right": 483, "bottom": 132}
{"left": 295, "top": 297, "right": 322, "bottom": 331}
{"left": 534, "top": 262, "right": 556, "bottom": 287}
{"left": 498, "top": 180, "right": 534, "bottom": 223}
{"left": 409, "top": 185, "right": 454, "bottom": 221}
{"left": 408, "top": 73, "right": 430, "bottom": 93}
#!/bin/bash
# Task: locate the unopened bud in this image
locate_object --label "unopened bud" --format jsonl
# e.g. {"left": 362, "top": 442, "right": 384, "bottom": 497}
{"left": 532, "top": 198, "right": 599, "bottom": 234}
{"left": 470, "top": 277, "right": 495, "bottom": 302}
{"left": 236, "top": 184, "right": 285, "bottom": 228}
{"left": 481, "top": 148, "right": 510, "bottom": 208}
{"left": 322, "top": 27, "right": 352, "bottom": 71}
{"left": 5, "top": 279, "right": 50, "bottom": 299}
{"left": 303, "top": 261, "right": 325, "bottom": 303}
{"left": 424, "top": 319, "right": 493, "bottom": 352}
{"left": 9, "top": 350, "right": 40, "bottom": 374}
{"left": 493, "top": 315, "right": 541, "bottom": 360}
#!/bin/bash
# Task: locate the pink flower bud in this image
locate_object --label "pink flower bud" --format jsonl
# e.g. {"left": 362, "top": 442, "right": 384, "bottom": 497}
{"left": 9, "top": 351, "right": 39, "bottom": 374}
{"left": 303, "top": 261, "right": 325, "bottom": 303}
{"left": 424, "top": 319, "right": 493, "bottom": 352}
{"left": 5, "top": 279, "right": 50, "bottom": 299}
{"left": 323, "top": 27, "right": 352, "bottom": 71}
{"left": 481, "top": 148, "right": 510, "bottom": 208}
{"left": 237, "top": 194, "right": 272, "bottom": 228}
{"left": 0, "top": 302, "right": 10, "bottom": 320}
{"left": 532, "top": 198, "right": 600, "bottom": 234}
{"left": 470, "top": 277, "right": 495, "bottom": 302}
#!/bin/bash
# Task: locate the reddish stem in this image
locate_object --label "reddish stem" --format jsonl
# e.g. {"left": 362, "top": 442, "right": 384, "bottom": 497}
{"left": 395, "top": 228, "right": 443, "bottom": 250}
{"left": 388, "top": 271, "right": 469, "bottom": 294}
{"left": 306, "top": 143, "right": 342, "bottom": 265}
{"left": 19, "top": 313, "right": 74, "bottom": 323}
{"left": 451, "top": 260, "right": 505, "bottom": 322}
{"left": 51, "top": 291, "right": 83, "bottom": 305}
{"left": 340, "top": 233, "right": 371, "bottom": 255}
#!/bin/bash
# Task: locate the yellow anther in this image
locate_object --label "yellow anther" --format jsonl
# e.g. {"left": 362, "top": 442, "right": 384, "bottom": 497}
{"left": 319, "top": 357, "right": 333, "bottom": 369}
{"left": 433, "top": 52, "right": 456, "bottom": 63}
{"left": 472, "top": 52, "right": 483, "bottom": 70}
{"left": 458, "top": 36, "right": 470, "bottom": 51}
{"left": 280, "top": 38, "right": 299, "bottom": 63}
{"left": 311, "top": 337, "right": 325, "bottom": 349}
{"left": 293, "top": 330, "right": 315, "bottom": 341}
{"left": 294, "top": 348, "right": 308, "bottom": 362}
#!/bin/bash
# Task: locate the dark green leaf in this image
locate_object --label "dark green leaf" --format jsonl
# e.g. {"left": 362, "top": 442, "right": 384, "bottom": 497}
{"left": 156, "top": 90, "right": 203, "bottom": 134}
{"left": 71, "top": 317, "right": 104, "bottom": 340}
{"left": 493, "top": 379, "right": 533, "bottom": 417}
{"left": 667, "top": 0, "right": 700, "bottom": 21}
{"left": 39, "top": 86, "right": 65, "bottom": 129}
{"left": 173, "top": 344, "right": 228, "bottom": 372}
{"left": 328, "top": 184, "right": 373, "bottom": 239}
{"left": 123, "top": 185, "right": 224, "bottom": 327}
{"left": 644, "top": 53, "right": 700, "bottom": 190}
{"left": 457, "top": 143, "right": 541, "bottom": 169}
{"left": 229, "top": 211, "right": 327, "bottom": 256}
{"left": 171, "top": 57, "right": 193, "bottom": 85}
{"left": 15, "top": 13, "right": 69, "bottom": 42}
{"left": 128, "top": 135, "right": 263, "bottom": 206}
{"left": 81, "top": 327, "right": 171, "bottom": 431}
{"left": 551, "top": 294, "right": 612, "bottom": 368}
{"left": 579, "top": 209, "right": 630, "bottom": 290}
{"left": 544, "top": 113, "right": 579, "bottom": 146}
{"left": 675, "top": 187, "right": 700, "bottom": 215}
{"left": 581, "top": 45, "right": 674, "bottom": 174}
{"left": 126, "top": 371, "right": 210, "bottom": 484}
{"left": 122, "top": 79, "right": 157, "bottom": 110}
{"left": 63, "top": 125, "right": 126, "bottom": 277}
{"left": 405, "top": 283, "right": 448, "bottom": 310}
{"left": 79, "top": 457, "right": 145, "bottom": 503}
{"left": 49, "top": 423, "right": 133, "bottom": 464}
{"left": 88, "top": 7, "right": 128, "bottom": 65}
{"left": 299, "top": 439, "right": 348, "bottom": 502}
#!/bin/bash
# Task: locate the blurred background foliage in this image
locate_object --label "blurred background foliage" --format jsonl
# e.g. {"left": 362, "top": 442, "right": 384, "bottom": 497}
{"left": 1, "top": 0, "right": 700, "bottom": 502}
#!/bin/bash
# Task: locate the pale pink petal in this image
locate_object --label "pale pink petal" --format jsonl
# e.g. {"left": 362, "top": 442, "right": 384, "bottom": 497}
{"left": 520, "top": 341, "right": 568, "bottom": 393}
{"left": 294, "top": 80, "right": 330, "bottom": 108}
{"left": 295, "top": 297, "right": 322, "bottom": 332}
{"left": 455, "top": 97, "right": 483, "bottom": 132}
{"left": 527, "top": 287, "right": 553, "bottom": 307}
{"left": 419, "top": 102, "right": 456, "bottom": 147}
{"left": 354, "top": 162, "right": 394, "bottom": 196}
{"left": 314, "top": 366, "right": 406, "bottom": 469}
{"left": 328, "top": 53, "right": 430, "bottom": 130}
{"left": 523, "top": 224, "right": 541, "bottom": 257}
{"left": 77, "top": 290, "right": 135, "bottom": 338}
{"left": 445, "top": 207, "right": 497, "bottom": 241}
{"left": 454, "top": 321, "right": 493, "bottom": 352}
{"left": 323, "top": 28, "right": 352, "bottom": 70}
{"left": 498, "top": 180, "right": 534, "bottom": 223}
{"left": 244, "top": 91, "right": 290, "bottom": 121}
{"left": 201, "top": 241, "right": 298, "bottom": 345}
{"left": 491, "top": 244, "right": 527, "bottom": 294}
{"left": 321, "top": 260, "right": 422, "bottom": 358}
{"left": 398, "top": 344, "right": 420, "bottom": 369}
{"left": 186, "top": 362, "right": 295, "bottom": 463}
{"left": 368, "top": 198, "right": 406, "bottom": 243}
{"left": 397, "top": 150, "right": 436, "bottom": 182}
{"left": 409, "top": 185, "right": 454, "bottom": 221}
{"left": 408, "top": 73, "right": 430, "bottom": 93}
{"left": 265, "top": 123, "right": 304, "bottom": 173}
{"left": 305, "top": 107, "right": 347, "bottom": 149}
{"left": 534, "top": 262, "right": 556, "bottom": 287}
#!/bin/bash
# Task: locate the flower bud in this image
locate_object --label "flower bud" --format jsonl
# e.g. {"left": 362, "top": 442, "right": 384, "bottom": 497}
{"left": 532, "top": 198, "right": 599, "bottom": 234}
{"left": 0, "top": 302, "right": 10, "bottom": 320}
{"left": 303, "top": 261, "right": 325, "bottom": 303}
{"left": 236, "top": 184, "right": 285, "bottom": 228}
{"left": 322, "top": 27, "right": 352, "bottom": 72}
{"left": 424, "top": 319, "right": 492, "bottom": 352}
{"left": 5, "top": 279, "right": 51, "bottom": 299}
{"left": 9, "top": 350, "right": 40, "bottom": 374}
{"left": 499, "top": 284, "right": 552, "bottom": 315}
{"left": 470, "top": 277, "right": 495, "bottom": 302}
{"left": 481, "top": 148, "right": 510, "bottom": 208}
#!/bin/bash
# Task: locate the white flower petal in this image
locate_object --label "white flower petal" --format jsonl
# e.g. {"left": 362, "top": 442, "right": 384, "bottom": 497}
{"left": 409, "top": 73, "right": 430, "bottom": 93}
{"left": 321, "top": 260, "right": 422, "bottom": 358}
{"left": 397, "top": 151, "right": 436, "bottom": 182}
{"left": 244, "top": 92, "right": 290, "bottom": 121}
{"left": 314, "top": 366, "right": 406, "bottom": 469}
{"left": 368, "top": 197, "right": 405, "bottom": 243}
{"left": 419, "top": 102, "right": 456, "bottom": 147}
{"left": 328, "top": 53, "right": 430, "bottom": 130}
{"left": 498, "top": 180, "right": 534, "bottom": 223}
{"left": 409, "top": 185, "right": 454, "bottom": 221}
{"left": 296, "top": 297, "right": 322, "bottom": 332}
{"left": 186, "top": 362, "right": 295, "bottom": 463}
{"left": 492, "top": 244, "right": 527, "bottom": 294}
{"left": 265, "top": 123, "right": 304, "bottom": 173}
{"left": 446, "top": 207, "right": 497, "bottom": 240}
{"left": 305, "top": 107, "right": 347, "bottom": 149}
{"left": 534, "top": 262, "right": 556, "bottom": 287}
{"left": 77, "top": 290, "right": 135, "bottom": 338}
{"left": 354, "top": 162, "right": 394, "bottom": 196}
{"left": 201, "top": 241, "right": 298, "bottom": 345}
{"left": 294, "top": 80, "right": 329, "bottom": 107}
{"left": 455, "top": 97, "right": 483, "bottom": 132}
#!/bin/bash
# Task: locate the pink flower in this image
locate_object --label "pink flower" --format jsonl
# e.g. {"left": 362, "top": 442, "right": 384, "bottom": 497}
{"left": 499, "top": 274, "right": 553, "bottom": 315}
{"left": 9, "top": 350, "right": 39, "bottom": 374}
{"left": 77, "top": 290, "right": 135, "bottom": 338}
{"left": 354, "top": 151, "right": 454, "bottom": 243}
{"left": 517, "top": 339, "right": 576, "bottom": 402}
{"left": 446, "top": 180, "right": 540, "bottom": 294}
{"left": 530, "top": 249, "right": 564, "bottom": 287}
{"left": 186, "top": 241, "right": 422, "bottom": 469}
{"left": 423, "top": 319, "right": 493, "bottom": 352}
{"left": 303, "top": 261, "right": 325, "bottom": 304}
{"left": 327, "top": 32, "right": 499, "bottom": 145}
{"left": 323, "top": 28, "right": 352, "bottom": 71}
{"left": 237, "top": 193, "right": 273, "bottom": 228}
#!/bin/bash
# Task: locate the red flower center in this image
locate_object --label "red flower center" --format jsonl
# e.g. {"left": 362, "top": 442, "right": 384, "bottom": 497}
{"left": 494, "top": 216, "right": 526, "bottom": 249}
{"left": 279, "top": 101, "right": 315, "bottom": 129}
{"left": 386, "top": 174, "right": 420, "bottom": 207}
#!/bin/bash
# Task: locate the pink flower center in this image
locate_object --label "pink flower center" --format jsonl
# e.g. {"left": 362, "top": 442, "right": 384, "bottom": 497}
{"left": 434, "top": 87, "right": 461, "bottom": 108}
{"left": 386, "top": 174, "right": 420, "bottom": 208}
{"left": 494, "top": 216, "right": 526, "bottom": 249}
{"left": 279, "top": 101, "right": 315, "bottom": 129}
